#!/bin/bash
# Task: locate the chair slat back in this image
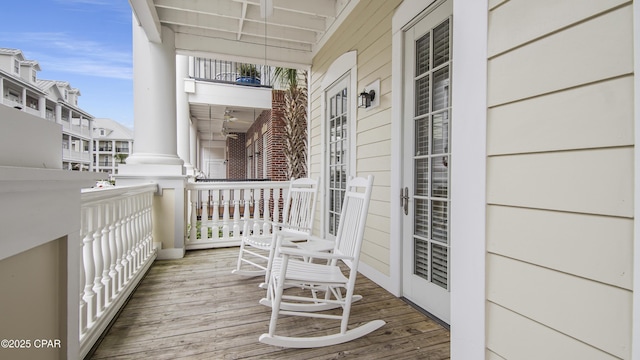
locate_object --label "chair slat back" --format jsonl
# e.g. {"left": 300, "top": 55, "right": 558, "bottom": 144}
{"left": 333, "top": 175, "right": 374, "bottom": 268}
{"left": 281, "top": 177, "right": 319, "bottom": 234}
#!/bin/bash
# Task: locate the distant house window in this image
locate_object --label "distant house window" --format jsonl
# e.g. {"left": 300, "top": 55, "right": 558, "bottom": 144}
{"left": 32, "top": 70, "right": 36, "bottom": 82}
{"left": 100, "top": 129, "right": 106, "bottom": 136}
{"left": 7, "top": 89, "right": 20, "bottom": 103}
{"left": 64, "top": 90, "right": 68, "bottom": 100}
{"left": 14, "top": 59, "right": 19, "bottom": 73}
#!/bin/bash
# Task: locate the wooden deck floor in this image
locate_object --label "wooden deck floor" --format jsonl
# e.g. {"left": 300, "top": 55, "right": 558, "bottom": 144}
{"left": 88, "top": 247, "right": 450, "bottom": 359}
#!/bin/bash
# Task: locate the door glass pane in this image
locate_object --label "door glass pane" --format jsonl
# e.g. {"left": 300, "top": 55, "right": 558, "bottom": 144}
{"left": 433, "top": 19, "right": 450, "bottom": 68}
{"left": 432, "top": 111, "right": 449, "bottom": 155}
{"left": 414, "top": 199, "right": 429, "bottom": 238}
{"left": 432, "top": 66, "right": 449, "bottom": 111}
{"left": 432, "top": 156, "right": 448, "bottom": 198}
{"left": 415, "top": 116, "right": 429, "bottom": 156}
{"left": 431, "top": 200, "right": 448, "bottom": 243}
{"left": 415, "top": 75, "right": 430, "bottom": 116}
{"left": 415, "top": 158, "right": 429, "bottom": 196}
{"left": 414, "top": 238, "right": 430, "bottom": 281}
{"left": 431, "top": 243, "right": 448, "bottom": 289}
{"left": 416, "top": 33, "right": 431, "bottom": 75}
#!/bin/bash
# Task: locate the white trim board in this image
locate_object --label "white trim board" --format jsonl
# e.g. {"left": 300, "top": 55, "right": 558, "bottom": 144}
{"left": 632, "top": 1, "right": 640, "bottom": 358}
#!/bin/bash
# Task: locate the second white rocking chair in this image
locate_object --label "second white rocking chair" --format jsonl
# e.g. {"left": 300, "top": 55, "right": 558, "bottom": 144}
{"left": 259, "top": 175, "right": 385, "bottom": 348}
{"left": 232, "top": 177, "right": 319, "bottom": 283}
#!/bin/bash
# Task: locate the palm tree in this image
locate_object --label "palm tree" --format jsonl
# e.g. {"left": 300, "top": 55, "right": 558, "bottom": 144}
{"left": 273, "top": 67, "right": 308, "bottom": 179}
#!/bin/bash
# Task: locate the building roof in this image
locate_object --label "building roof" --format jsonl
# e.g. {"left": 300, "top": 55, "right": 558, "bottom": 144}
{"left": 93, "top": 118, "right": 134, "bottom": 140}
{"left": 0, "top": 48, "right": 24, "bottom": 59}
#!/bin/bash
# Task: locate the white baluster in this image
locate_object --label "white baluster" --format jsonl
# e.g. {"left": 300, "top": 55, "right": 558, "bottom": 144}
{"left": 189, "top": 189, "right": 197, "bottom": 243}
{"left": 252, "top": 187, "right": 261, "bottom": 234}
{"left": 273, "top": 187, "right": 281, "bottom": 228}
{"left": 243, "top": 189, "right": 252, "bottom": 237}
{"left": 263, "top": 188, "right": 271, "bottom": 234}
{"left": 92, "top": 203, "right": 105, "bottom": 315}
{"left": 133, "top": 194, "right": 143, "bottom": 271}
{"left": 212, "top": 190, "right": 220, "bottom": 240}
{"left": 125, "top": 197, "right": 134, "bottom": 283}
{"left": 130, "top": 195, "right": 140, "bottom": 274}
{"left": 222, "top": 189, "right": 230, "bottom": 239}
{"left": 115, "top": 197, "right": 125, "bottom": 291}
{"left": 79, "top": 208, "right": 89, "bottom": 335}
{"left": 108, "top": 201, "right": 118, "bottom": 299}
{"left": 232, "top": 189, "right": 241, "bottom": 238}
{"left": 101, "top": 202, "right": 113, "bottom": 307}
{"left": 200, "top": 190, "right": 209, "bottom": 241}
{"left": 82, "top": 206, "right": 97, "bottom": 325}
{"left": 145, "top": 193, "right": 154, "bottom": 258}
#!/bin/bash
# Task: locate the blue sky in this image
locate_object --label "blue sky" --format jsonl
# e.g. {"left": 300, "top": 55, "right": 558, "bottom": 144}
{"left": 0, "top": 0, "right": 134, "bottom": 128}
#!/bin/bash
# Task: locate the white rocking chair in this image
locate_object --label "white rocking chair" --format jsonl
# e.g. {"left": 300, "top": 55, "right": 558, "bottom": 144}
{"left": 259, "top": 175, "right": 385, "bottom": 348}
{"left": 232, "top": 177, "right": 319, "bottom": 286}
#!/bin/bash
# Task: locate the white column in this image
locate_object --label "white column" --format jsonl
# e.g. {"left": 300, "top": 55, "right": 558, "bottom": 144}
{"left": 190, "top": 120, "right": 198, "bottom": 174}
{"left": 123, "top": 23, "right": 183, "bottom": 173}
{"left": 38, "top": 96, "right": 46, "bottom": 119}
{"left": 117, "top": 21, "right": 187, "bottom": 260}
{"left": 21, "top": 88, "right": 26, "bottom": 110}
{"left": 55, "top": 104, "right": 62, "bottom": 124}
{"left": 88, "top": 118, "right": 94, "bottom": 171}
{"left": 176, "top": 55, "right": 194, "bottom": 175}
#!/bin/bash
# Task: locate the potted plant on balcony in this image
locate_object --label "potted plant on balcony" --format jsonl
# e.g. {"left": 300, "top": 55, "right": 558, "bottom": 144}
{"left": 236, "top": 63, "right": 261, "bottom": 85}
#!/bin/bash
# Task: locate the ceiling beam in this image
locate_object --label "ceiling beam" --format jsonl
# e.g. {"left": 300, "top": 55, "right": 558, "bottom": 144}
{"left": 128, "top": 0, "right": 162, "bottom": 43}
{"left": 175, "top": 32, "right": 312, "bottom": 67}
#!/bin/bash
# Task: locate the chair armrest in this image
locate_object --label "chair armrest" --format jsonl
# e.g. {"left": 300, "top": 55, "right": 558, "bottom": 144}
{"left": 279, "top": 247, "right": 354, "bottom": 261}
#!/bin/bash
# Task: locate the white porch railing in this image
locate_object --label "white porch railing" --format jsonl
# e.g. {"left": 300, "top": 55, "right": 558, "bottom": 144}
{"left": 79, "top": 183, "right": 157, "bottom": 358}
{"left": 185, "top": 180, "right": 290, "bottom": 249}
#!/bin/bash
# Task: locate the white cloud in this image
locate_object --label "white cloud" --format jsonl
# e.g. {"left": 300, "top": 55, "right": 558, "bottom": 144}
{"left": 0, "top": 32, "right": 132, "bottom": 80}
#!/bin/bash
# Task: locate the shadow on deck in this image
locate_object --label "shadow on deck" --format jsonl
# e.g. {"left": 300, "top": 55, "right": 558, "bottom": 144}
{"left": 88, "top": 247, "right": 450, "bottom": 359}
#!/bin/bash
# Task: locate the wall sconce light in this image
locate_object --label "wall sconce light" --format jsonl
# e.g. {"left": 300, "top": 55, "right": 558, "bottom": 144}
{"left": 358, "top": 89, "right": 375, "bottom": 108}
{"left": 358, "top": 79, "right": 380, "bottom": 110}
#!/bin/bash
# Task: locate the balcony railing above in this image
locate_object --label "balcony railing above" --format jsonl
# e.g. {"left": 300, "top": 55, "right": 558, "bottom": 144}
{"left": 190, "top": 58, "right": 273, "bottom": 88}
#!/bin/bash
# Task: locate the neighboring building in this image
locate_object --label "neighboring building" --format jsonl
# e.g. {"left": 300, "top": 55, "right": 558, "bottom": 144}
{"left": 92, "top": 118, "right": 134, "bottom": 175}
{"left": 0, "top": 48, "right": 94, "bottom": 171}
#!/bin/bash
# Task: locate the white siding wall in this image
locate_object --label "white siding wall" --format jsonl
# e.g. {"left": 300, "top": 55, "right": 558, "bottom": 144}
{"left": 486, "top": 1, "right": 634, "bottom": 359}
{"left": 309, "top": 0, "right": 401, "bottom": 276}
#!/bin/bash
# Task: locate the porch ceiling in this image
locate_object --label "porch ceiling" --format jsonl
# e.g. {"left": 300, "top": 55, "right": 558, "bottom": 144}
{"left": 129, "top": 0, "right": 357, "bottom": 68}
{"left": 193, "top": 104, "right": 264, "bottom": 143}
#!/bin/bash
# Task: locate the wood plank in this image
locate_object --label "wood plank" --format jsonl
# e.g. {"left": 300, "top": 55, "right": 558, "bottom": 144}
{"left": 89, "top": 247, "right": 449, "bottom": 359}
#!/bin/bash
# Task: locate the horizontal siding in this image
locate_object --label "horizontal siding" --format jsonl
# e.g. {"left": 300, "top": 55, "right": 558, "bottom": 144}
{"left": 487, "top": 302, "right": 619, "bottom": 360}
{"left": 487, "top": 147, "right": 634, "bottom": 217}
{"left": 488, "top": 0, "right": 630, "bottom": 57}
{"left": 488, "top": 4, "right": 633, "bottom": 107}
{"left": 487, "top": 205, "right": 633, "bottom": 290}
{"left": 487, "top": 254, "right": 632, "bottom": 358}
{"left": 487, "top": 76, "right": 634, "bottom": 155}
{"left": 309, "top": 0, "right": 400, "bottom": 277}
{"left": 486, "top": 1, "right": 635, "bottom": 358}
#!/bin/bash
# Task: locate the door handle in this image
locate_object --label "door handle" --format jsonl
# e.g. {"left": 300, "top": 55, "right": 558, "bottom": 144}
{"left": 401, "top": 187, "right": 409, "bottom": 215}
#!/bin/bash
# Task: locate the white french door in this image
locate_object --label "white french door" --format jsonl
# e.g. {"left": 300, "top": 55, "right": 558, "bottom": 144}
{"left": 325, "top": 74, "right": 350, "bottom": 237}
{"left": 402, "top": 0, "right": 452, "bottom": 324}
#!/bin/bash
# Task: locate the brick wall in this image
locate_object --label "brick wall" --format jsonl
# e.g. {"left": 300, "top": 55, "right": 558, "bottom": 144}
{"left": 225, "top": 89, "right": 305, "bottom": 181}
{"left": 242, "top": 90, "right": 289, "bottom": 181}
{"left": 226, "top": 132, "right": 246, "bottom": 179}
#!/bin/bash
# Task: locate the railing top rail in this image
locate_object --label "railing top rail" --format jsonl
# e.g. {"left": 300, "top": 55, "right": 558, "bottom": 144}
{"left": 81, "top": 183, "right": 157, "bottom": 205}
{"left": 186, "top": 180, "right": 289, "bottom": 191}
